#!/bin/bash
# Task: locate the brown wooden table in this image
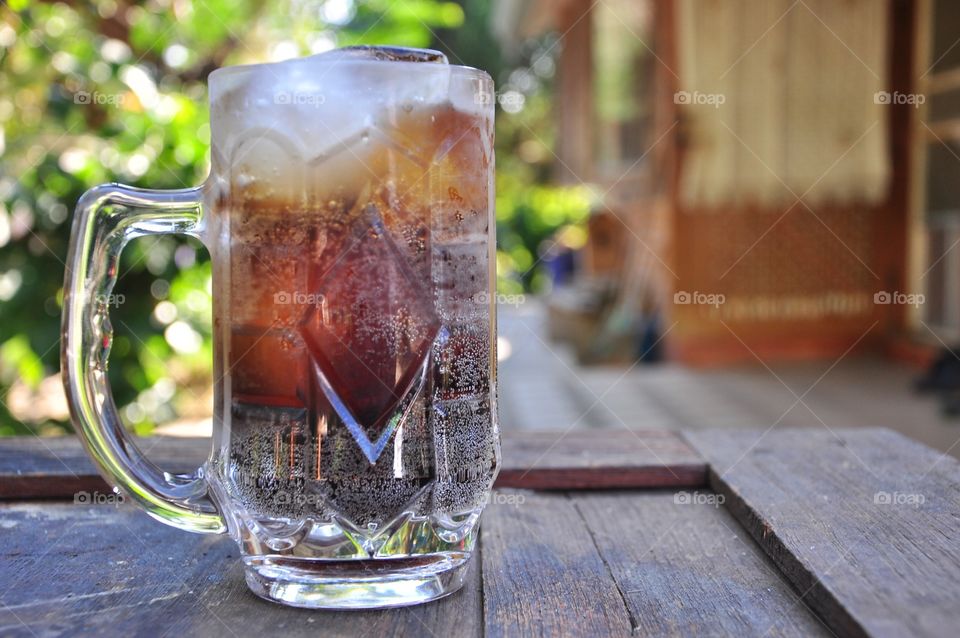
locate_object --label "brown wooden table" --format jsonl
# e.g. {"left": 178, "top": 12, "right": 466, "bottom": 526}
{"left": 1, "top": 427, "right": 958, "bottom": 637}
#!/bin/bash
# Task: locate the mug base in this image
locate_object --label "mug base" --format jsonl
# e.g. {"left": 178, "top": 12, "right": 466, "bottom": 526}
{"left": 243, "top": 552, "right": 472, "bottom": 609}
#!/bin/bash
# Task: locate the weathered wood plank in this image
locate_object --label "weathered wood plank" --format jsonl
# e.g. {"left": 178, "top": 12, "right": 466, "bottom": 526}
{"left": 0, "top": 502, "right": 481, "bottom": 637}
{"left": 0, "top": 430, "right": 706, "bottom": 499}
{"left": 0, "top": 436, "right": 202, "bottom": 499}
{"left": 498, "top": 429, "right": 707, "bottom": 489}
{"left": 573, "top": 491, "right": 829, "bottom": 637}
{"left": 480, "top": 491, "right": 633, "bottom": 636}
{"left": 684, "top": 427, "right": 960, "bottom": 638}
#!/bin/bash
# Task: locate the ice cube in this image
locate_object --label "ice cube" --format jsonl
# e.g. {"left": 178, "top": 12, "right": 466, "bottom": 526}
{"left": 210, "top": 47, "right": 454, "bottom": 185}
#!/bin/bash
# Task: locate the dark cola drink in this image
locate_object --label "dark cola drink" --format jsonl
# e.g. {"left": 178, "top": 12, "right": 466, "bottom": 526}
{"left": 205, "top": 50, "right": 499, "bottom": 574}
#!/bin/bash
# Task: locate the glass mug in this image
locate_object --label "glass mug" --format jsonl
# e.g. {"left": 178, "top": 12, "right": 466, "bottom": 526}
{"left": 61, "top": 46, "right": 499, "bottom": 609}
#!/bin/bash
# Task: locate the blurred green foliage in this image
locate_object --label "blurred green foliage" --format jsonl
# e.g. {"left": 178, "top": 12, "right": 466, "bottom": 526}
{"left": 0, "top": 0, "right": 590, "bottom": 436}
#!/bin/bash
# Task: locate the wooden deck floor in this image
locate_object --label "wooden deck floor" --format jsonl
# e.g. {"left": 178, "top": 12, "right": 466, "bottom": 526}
{"left": 498, "top": 303, "right": 960, "bottom": 458}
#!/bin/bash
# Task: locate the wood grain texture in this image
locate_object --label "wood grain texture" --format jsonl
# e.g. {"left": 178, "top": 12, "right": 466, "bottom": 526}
{"left": 480, "top": 491, "right": 633, "bottom": 636}
{"left": 0, "top": 436, "right": 204, "bottom": 499}
{"left": 498, "top": 429, "right": 707, "bottom": 489}
{"left": 684, "top": 427, "right": 960, "bottom": 638}
{"left": 0, "top": 430, "right": 707, "bottom": 499}
{"left": 573, "top": 492, "right": 829, "bottom": 637}
{"left": 0, "top": 503, "right": 481, "bottom": 637}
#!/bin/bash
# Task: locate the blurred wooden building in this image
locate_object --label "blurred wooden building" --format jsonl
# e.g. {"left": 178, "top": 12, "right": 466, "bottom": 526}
{"left": 493, "top": 0, "right": 959, "bottom": 366}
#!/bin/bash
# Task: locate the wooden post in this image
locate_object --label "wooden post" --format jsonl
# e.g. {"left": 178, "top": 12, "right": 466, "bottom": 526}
{"left": 555, "top": 0, "right": 594, "bottom": 184}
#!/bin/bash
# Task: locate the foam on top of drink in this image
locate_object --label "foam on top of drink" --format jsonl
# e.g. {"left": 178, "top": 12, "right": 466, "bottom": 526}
{"left": 208, "top": 46, "right": 492, "bottom": 196}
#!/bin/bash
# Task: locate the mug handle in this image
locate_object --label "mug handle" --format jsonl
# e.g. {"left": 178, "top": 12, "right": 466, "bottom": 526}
{"left": 61, "top": 183, "right": 225, "bottom": 534}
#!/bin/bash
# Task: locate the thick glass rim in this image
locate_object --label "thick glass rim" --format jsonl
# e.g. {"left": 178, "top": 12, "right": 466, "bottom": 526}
{"left": 209, "top": 53, "right": 491, "bottom": 85}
